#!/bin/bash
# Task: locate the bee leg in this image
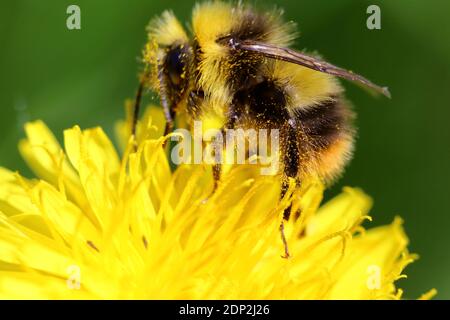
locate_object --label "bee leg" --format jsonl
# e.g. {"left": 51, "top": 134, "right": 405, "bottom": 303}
{"left": 162, "top": 113, "right": 175, "bottom": 148}
{"left": 206, "top": 129, "right": 225, "bottom": 201}
{"left": 157, "top": 62, "right": 176, "bottom": 147}
{"left": 202, "top": 113, "right": 234, "bottom": 202}
{"left": 279, "top": 179, "right": 292, "bottom": 259}
{"left": 131, "top": 77, "right": 145, "bottom": 146}
{"left": 212, "top": 162, "right": 221, "bottom": 193}
{"left": 210, "top": 114, "right": 236, "bottom": 195}
{"left": 163, "top": 119, "right": 175, "bottom": 136}
{"left": 279, "top": 219, "right": 290, "bottom": 259}
{"left": 201, "top": 163, "right": 222, "bottom": 203}
{"left": 279, "top": 120, "right": 300, "bottom": 258}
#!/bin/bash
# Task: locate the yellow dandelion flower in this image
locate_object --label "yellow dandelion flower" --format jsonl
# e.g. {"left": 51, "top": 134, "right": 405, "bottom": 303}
{"left": 0, "top": 105, "right": 433, "bottom": 300}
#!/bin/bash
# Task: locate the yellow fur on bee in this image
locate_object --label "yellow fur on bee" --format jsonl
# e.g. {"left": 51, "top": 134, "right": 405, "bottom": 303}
{"left": 190, "top": 98, "right": 227, "bottom": 131}
{"left": 312, "top": 135, "right": 354, "bottom": 184}
{"left": 147, "top": 10, "right": 188, "bottom": 46}
{"left": 193, "top": 2, "right": 296, "bottom": 47}
{"left": 192, "top": 2, "right": 235, "bottom": 107}
{"left": 192, "top": 2, "right": 298, "bottom": 107}
{"left": 145, "top": 11, "right": 189, "bottom": 93}
{"left": 198, "top": 111, "right": 226, "bottom": 133}
{"left": 192, "top": 2, "right": 234, "bottom": 46}
{"left": 142, "top": 40, "right": 160, "bottom": 90}
{"left": 271, "top": 60, "right": 343, "bottom": 116}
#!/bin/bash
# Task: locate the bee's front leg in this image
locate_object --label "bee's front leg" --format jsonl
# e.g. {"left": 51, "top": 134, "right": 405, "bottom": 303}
{"left": 212, "top": 127, "right": 227, "bottom": 193}
{"left": 210, "top": 113, "right": 237, "bottom": 195}
{"left": 131, "top": 78, "right": 145, "bottom": 140}
{"left": 279, "top": 119, "right": 300, "bottom": 258}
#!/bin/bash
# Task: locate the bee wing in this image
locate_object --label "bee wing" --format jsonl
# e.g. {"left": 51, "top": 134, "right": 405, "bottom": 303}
{"left": 229, "top": 39, "right": 391, "bottom": 98}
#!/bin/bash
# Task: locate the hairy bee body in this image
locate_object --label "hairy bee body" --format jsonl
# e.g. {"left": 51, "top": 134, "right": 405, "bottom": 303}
{"left": 138, "top": 1, "right": 390, "bottom": 256}
{"left": 143, "top": 2, "right": 359, "bottom": 190}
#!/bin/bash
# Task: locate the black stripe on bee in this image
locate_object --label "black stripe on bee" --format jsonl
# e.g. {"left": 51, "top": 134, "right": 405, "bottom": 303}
{"left": 230, "top": 10, "right": 273, "bottom": 42}
{"left": 232, "top": 79, "right": 289, "bottom": 126}
{"left": 296, "top": 98, "right": 354, "bottom": 150}
{"left": 222, "top": 10, "right": 275, "bottom": 92}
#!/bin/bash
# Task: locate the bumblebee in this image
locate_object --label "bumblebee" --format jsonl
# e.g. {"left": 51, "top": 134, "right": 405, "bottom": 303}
{"left": 133, "top": 2, "right": 389, "bottom": 257}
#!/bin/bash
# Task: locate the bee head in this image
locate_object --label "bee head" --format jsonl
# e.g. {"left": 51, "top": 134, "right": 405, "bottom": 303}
{"left": 162, "top": 43, "right": 193, "bottom": 101}
{"left": 145, "top": 11, "right": 193, "bottom": 109}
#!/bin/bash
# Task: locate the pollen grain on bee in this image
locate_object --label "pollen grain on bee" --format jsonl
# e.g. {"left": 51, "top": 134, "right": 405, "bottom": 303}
{"left": 170, "top": 121, "right": 280, "bottom": 176}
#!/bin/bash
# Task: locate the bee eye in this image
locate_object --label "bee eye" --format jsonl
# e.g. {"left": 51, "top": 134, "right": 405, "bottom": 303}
{"left": 165, "top": 46, "right": 186, "bottom": 87}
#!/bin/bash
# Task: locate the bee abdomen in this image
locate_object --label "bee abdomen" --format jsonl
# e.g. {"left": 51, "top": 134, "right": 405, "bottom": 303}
{"left": 295, "top": 98, "right": 355, "bottom": 183}
{"left": 296, "top": 98, "right": 354, "bottom": 151}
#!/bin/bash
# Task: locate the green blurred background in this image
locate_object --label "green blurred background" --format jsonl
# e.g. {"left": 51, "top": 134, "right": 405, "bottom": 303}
{"left": 1, "top": 0, "right": 449, "bottom": 299}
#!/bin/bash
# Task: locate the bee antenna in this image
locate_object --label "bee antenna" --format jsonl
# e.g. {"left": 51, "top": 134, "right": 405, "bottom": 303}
{"left": 223, "top": 38, "right": 391, "bottom": 99}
